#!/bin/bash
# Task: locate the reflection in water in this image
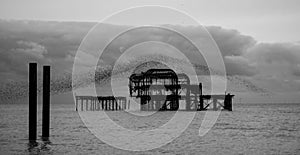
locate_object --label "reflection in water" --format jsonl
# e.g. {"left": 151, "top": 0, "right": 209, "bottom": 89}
{"left": 27, "top": 140, "right": 38, "bottom": 153}
{"left": 27, "top": 138, "right": 52, "bottom": 154}
{"left": 41, "top": 137, "right": 52, "bottom": 152}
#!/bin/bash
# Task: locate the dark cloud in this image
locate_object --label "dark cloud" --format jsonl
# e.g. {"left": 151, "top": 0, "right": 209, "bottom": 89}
{"left": 224, "top": 56, "right": 257, "bottom": 76}
{"left": 207, "top": 26, "right": 256, "bottom": 56}
{"left": 0, "top": 19, "right": 298, "bottom": 87}
{"left": 0, "top": 20, "right": 94, "bottom": 82}
{"left": 247, "top": 43, "right": 300, "bottom": 65}
{"left": 247, "top": 42, "right": 300, "bottom": 78}
{"left": 95, "top": 25, "right": 258, "bottom": 76}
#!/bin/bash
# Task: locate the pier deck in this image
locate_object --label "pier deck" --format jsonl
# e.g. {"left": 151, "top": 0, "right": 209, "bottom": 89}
{"left": 75, "top": 96, "right": 128, "bottom": 111}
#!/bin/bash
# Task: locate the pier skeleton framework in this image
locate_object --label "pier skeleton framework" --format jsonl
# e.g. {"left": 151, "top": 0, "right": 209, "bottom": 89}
{"left": 129, "top": 69, "right": 234, "bottom": 111}
{"left": 74, "top": 69, "right": 234, "bottom": 111}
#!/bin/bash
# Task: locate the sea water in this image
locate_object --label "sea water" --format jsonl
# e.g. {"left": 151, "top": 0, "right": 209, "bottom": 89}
{"left": 0, "top": 96, "right": 299, "bottom": 154}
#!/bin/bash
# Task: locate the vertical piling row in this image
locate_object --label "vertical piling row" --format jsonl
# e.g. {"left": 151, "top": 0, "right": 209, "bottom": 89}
{"left": 28, "top": 63, "right": 51, "bottom": 141}
{"left": 75, "top": 96, "right": 129, "bottom": 111}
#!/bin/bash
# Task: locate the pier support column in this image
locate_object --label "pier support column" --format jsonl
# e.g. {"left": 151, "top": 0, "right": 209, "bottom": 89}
{"left": 81, "top": 99, "right": 83, "bottom": 111}
{"left": 186, "top": 89, "right": 191, "bottom": 111}
{"left": 124, "top": 98, "right": 127, "bottom": 109}
{"left": 109, "top": 100, "right": 111, "bottom": 110}
{"left": 141, "top": 97, "right": 147, "bottom": 111}
{"left": 90, "top": 98, "right": 93, "bottom": 111}
{"left": 199, "top": 96, "right": 204, "bottom": 110}
{"left": 97, "top": 99, "right": 99, "bottom": 111}
{"left": 86, "top": 99, "right": 88, "bottom": 111}
{"left": 128, "top": 100, "right": 130, "bottom": 110}
{"left": 224, "top": 94, "right": 233, "bottom": 111}
{"left": 29, "top": 63, "right": 37, "bottom": 141}
{"left": 115, "top": 99, "right": 118, "bottom": 111}
{"left": 75, "top": 97, "right": 78, "bottom": 111}
{"left": 118, "top": 99, "right": 120, "bottom": 110}
{"left": 93, "top": 99, "right": 95, "bottom": 111}
{"left": 105, "top": 100, "right": 107, "bottom": 110}
{"left": 213, "top": 98, "right": 217, "bottom": 110}
{"left": 42, "top": 65, "right": 50, "bottom": 138}
{"left": 91, "top": 99, "right": 93, "bottom": 111}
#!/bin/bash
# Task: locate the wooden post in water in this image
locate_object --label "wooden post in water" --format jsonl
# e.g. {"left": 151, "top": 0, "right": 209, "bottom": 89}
{"left": 29, "top": 63, "right": 37, "bottom": 141}
{"left": 199, "top": 97, "right": 204, "bottom": 110}
{"left": 128, "top": 99, "right": 130, "bottom": 110}
{"left": 42, "top": 66, "right": 50, "bottom": 138}
{"left": 123, "top": 99, "right": 126, "bottom": 110}
{"left": 213, "top": 98, "right": 217, "bottom": 110}
{"left": 86, "top": 99, "right": 88, "bottom": 111}
{"left": 105, "top": 100, "right": 108, "bottom": 110}
{"left": 93, "top": 98, "right": 95, "bottom": 111}
{"left": 93, "top": 99, "right": 95, "bottom": 111}
{"left": 186, "top": 88, "right": 191, "bottom": 111}
{"left": 111, "top": 99, "right": 114, "bottom": 111}
{"left": 90, "top": 98, "right": 93, "bottom": 111}
{"left": 109, "top": 99, "right": 112, "bottom": 110}
{"left": 98, "top": 98, "right": 101, "bottom": 110}
{"left": 115, "top": 99, "right": 118, "bottom": 111}
{"left": 75, "top": 97, "right": 78, "bottom": 111}
{"left": 81, "top": 99, "right": 83, "bottom": 111}
{"left": 120, "top": 99, "right": 123, "bottom": 110}
{"left": 101, "top": 100, "right": 104, "bottom": 110}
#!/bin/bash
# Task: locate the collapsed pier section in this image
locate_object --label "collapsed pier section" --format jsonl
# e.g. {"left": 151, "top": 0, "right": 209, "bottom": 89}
{"left": 75, "top": 96, "right": 128, "bottom": 111}
{"left": 129, "top": 69, "right": 234, "bottom": 111}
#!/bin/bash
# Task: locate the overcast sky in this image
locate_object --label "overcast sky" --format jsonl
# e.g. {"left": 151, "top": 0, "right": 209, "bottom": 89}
{"left": 0, "top": 0, "right": 300, "bottom": 42}
{"left": 0, "top": 0, "right": 299, "bottom": 103}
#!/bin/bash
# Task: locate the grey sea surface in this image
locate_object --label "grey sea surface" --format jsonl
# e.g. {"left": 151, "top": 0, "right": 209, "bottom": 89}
{"left": 0, "top": 93, "right": 299, "bottom": 154}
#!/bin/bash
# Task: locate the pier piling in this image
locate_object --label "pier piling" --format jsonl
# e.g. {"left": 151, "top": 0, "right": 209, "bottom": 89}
{"left": 29, "top": 63, "right": 37, "bottom": 141}
{"left": 42, "top": 66, "right": 51, "bottom": 138}
{"left": 75, "top": 96, "right": 127, "bottom": 111}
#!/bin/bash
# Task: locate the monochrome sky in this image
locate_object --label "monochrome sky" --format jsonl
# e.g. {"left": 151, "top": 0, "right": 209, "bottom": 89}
{"left": 0, "top": 0, "right": 299, "bottom": 102}
{"left": 1, "top": 0, "right": 300, "bottom": 42}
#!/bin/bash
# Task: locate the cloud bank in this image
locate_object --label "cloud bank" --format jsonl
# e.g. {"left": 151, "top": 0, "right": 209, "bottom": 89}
{"left": 0, "top": 19, "right": 299, "bottom": 95}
